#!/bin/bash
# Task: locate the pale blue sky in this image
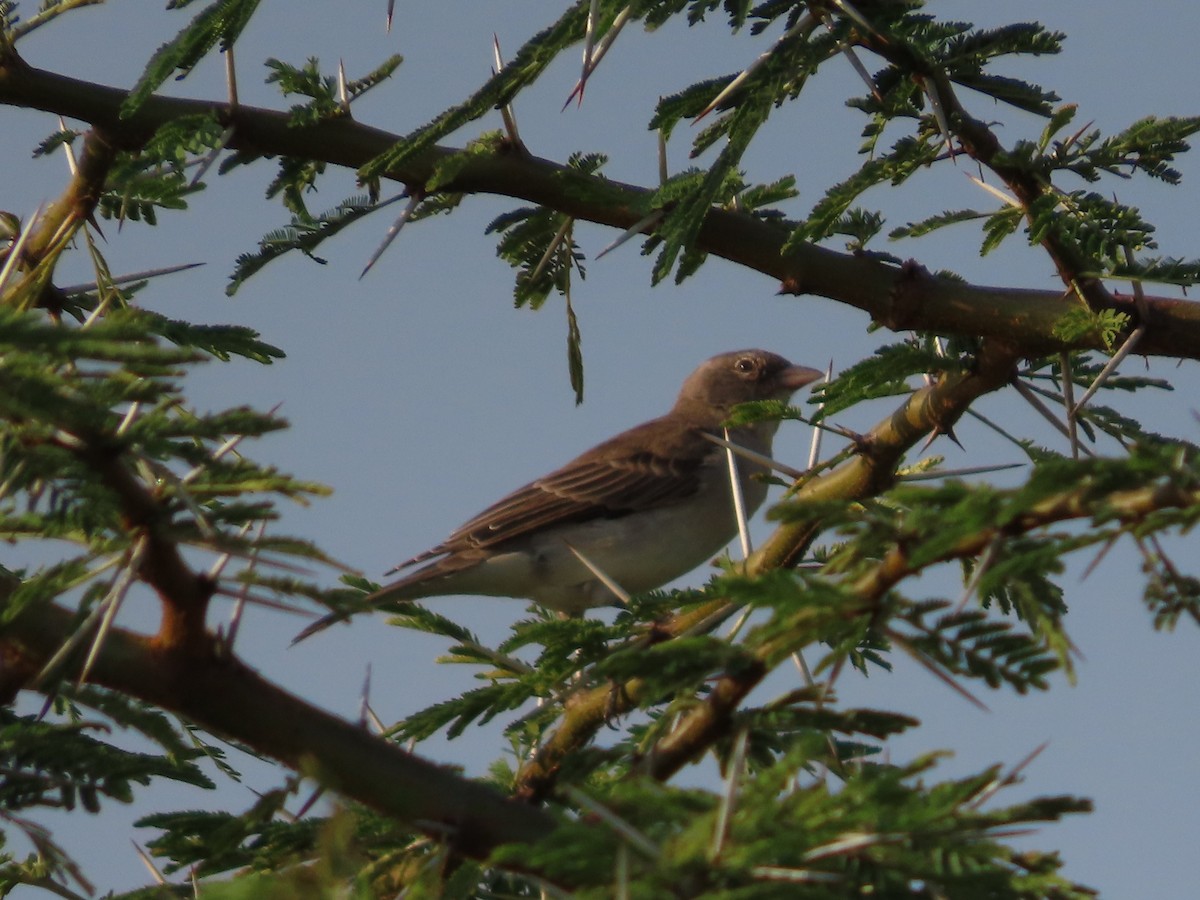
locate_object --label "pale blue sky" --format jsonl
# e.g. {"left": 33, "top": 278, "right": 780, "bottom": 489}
{"left": 6, "top": 2, "right": 1199, "bottom": 895}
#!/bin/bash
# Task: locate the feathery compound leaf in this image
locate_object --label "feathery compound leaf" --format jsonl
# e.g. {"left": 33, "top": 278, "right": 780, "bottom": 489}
{"left": 1109, "top": 254, "right": 1200, "bottom": 287}
{"left": 816, "top": 341, "right": 958, "bottom": 418}
{"left": 360, "top": 3, "right": 590, "bottom": 181}
{"left": 227, "top": 195, "right": 377, "bottom": 295}
{"left": 889, "top": 208, "right": 989, "bottom": 241}
{"left": 788, "top": 135, "right": 942, "bottom": 249}
{"left": 122, "top": 0, "right": 263, "bottom": 118}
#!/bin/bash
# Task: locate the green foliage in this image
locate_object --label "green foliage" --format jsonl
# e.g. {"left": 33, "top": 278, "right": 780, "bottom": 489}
{"left": 227, "top": 194, "right": 377, "bottom": 294}
{"left": 490, "top": 754, "right": 1092, "bottom": 898}
{"left": 121, "top": 0, "right": 263, "bottom": 118}
{"left": 264, "top": 54, "right": 403, "bottom": 127}
{"left": 788, "top": 135, "right": 943, "bottom": 250}
{"left": 0, "top": 707, "right": 212, "bottom": 815}
{"left": 5, "top": 2, "right": 1200, "bottom": 896}
{"left": 358, "top": 2, "right": 593, "bottom": 181}
{"left": 815, "top": 340, "right": 959, "bottom": 418}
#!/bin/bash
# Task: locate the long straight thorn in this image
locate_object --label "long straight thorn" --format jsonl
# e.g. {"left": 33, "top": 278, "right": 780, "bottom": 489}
{"left": 899, "top": 462, "right": 1023, "bottom": 482}
{"left": 1060, "top": 352, "right": 1079, "bottom": 459}
{"left": 595, "top": 210, "right": 662, "bottom": 259}
{"left": 965, "top": 172, "right": 1021, "bottom": 208}
{"left": 528, "top": 217, "right": 573, "bottom": 287}
{"left": 224, "top": 43, "right": 239, "bottom": 107}
{"left": 956, "top": 535, "right": 1000, "bottom": 612}
{"left": 189, "top": 126, "right": 234, "bottom": 188}
{"left": 360, "top": 193, "right": 421, "bottom": 278}
{"left": 695, "top": 13, "right": 816, "bottom": 121}
{"left": 709, "top": 727, "right": 749, "bottom": 860}
{"left": 563, "top": 6, "right": 632, "bottom": 109}
{"left": 830, "top": 0, "right": 884, "bottom": 38}
{"left": 1071, "top": 326, "right": 1146, "bottom": 416}
{"left": 724, "top": 427, "right": 753, "bottom": 558}
{"left": 1011, "top": 379, "right": 1093, "bottom": 456}
{"left": 816, "top": 11, "right": 880, "bottom": 101}
{"left": 807, "top": 360, "right": 834, "bottom": 469}
{"left": 658, "top": 128, "right": 668, "bottom": 185}
{"left": 337, "top": 59, "right": 351, "bottom": 115}
{"left": 563, "top": 541, "right": 631, "bottom": 604}
{"left": 577, "top": 0, "right": 601, "bottom": 107}
{"left": 700, "top": 431, "right": 805, "bottom": 480}
{"left": 58, "top": 261, "right": 205, "bottom": 296}
{"left": 0, "top": 203, "right": 44, "bottom": 298}
{"left": 57, "top": 117, "right": 78, "bottom": 175}
{"left": 492, "top": 35, "right": 524, "bottom": 148}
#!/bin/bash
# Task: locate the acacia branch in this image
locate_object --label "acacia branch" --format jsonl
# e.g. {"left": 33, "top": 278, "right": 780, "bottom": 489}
{"left": 517, "top": 340, "right": 1020, "bottom": 796}
{"left": 3, "top": 58, "right": 1200, "bottom": 358}
{"left": 0, "top": 575, "right": 555, "bottom": 859}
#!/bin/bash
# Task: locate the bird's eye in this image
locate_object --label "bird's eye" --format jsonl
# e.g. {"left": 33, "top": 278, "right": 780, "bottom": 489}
{"left": 734, "top": 356, "right": 756, "bottom": 375}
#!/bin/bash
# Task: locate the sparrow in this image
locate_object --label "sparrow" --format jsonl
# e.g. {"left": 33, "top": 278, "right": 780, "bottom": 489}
{"left": 299, "top": 350, "right": 821, "bottom": 639}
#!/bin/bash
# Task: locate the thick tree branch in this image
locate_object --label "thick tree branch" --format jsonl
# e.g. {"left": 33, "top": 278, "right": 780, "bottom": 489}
{"left": 0, "top": 575, "right": 555, "bottom": 859}
{"left": 4, "top": 59, "right": 1200, "bottom": 358}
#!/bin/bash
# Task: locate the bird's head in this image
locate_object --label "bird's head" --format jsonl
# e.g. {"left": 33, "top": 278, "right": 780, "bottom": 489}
{"left": 674, "top": 350, "right": 823, "bottom": 424}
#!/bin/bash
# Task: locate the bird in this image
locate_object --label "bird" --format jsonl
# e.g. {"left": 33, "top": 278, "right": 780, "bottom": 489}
{"left": 298, "top": 350, "right": 822, "bottom": 639}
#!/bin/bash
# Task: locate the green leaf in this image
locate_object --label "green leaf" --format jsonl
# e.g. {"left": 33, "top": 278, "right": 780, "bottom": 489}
{"left": 122, "top": 0, "right": 263, "bottom": 118}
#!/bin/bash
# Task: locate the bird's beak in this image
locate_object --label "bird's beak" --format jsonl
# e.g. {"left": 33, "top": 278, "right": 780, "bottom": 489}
{"left": 778, "top": 364, "right": 825, "bottom": 392}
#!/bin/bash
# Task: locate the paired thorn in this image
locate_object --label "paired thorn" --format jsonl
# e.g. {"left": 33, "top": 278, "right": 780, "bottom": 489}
{"left": 815, "top": 10, "right": 881, "bottom": 102}
{"left": 79, "top": 536, "right": 148, "bottom": 684}
{"left": 1011, "top": 378, "right": 1095, "bottom": 457}
{"left": 563, "top": 5, "right": 632, "bottom": 109}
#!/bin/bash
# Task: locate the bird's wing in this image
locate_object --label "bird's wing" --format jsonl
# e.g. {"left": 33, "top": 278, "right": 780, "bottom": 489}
{"left": 398, "top": 417, "right": 714, "bottom": 568}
